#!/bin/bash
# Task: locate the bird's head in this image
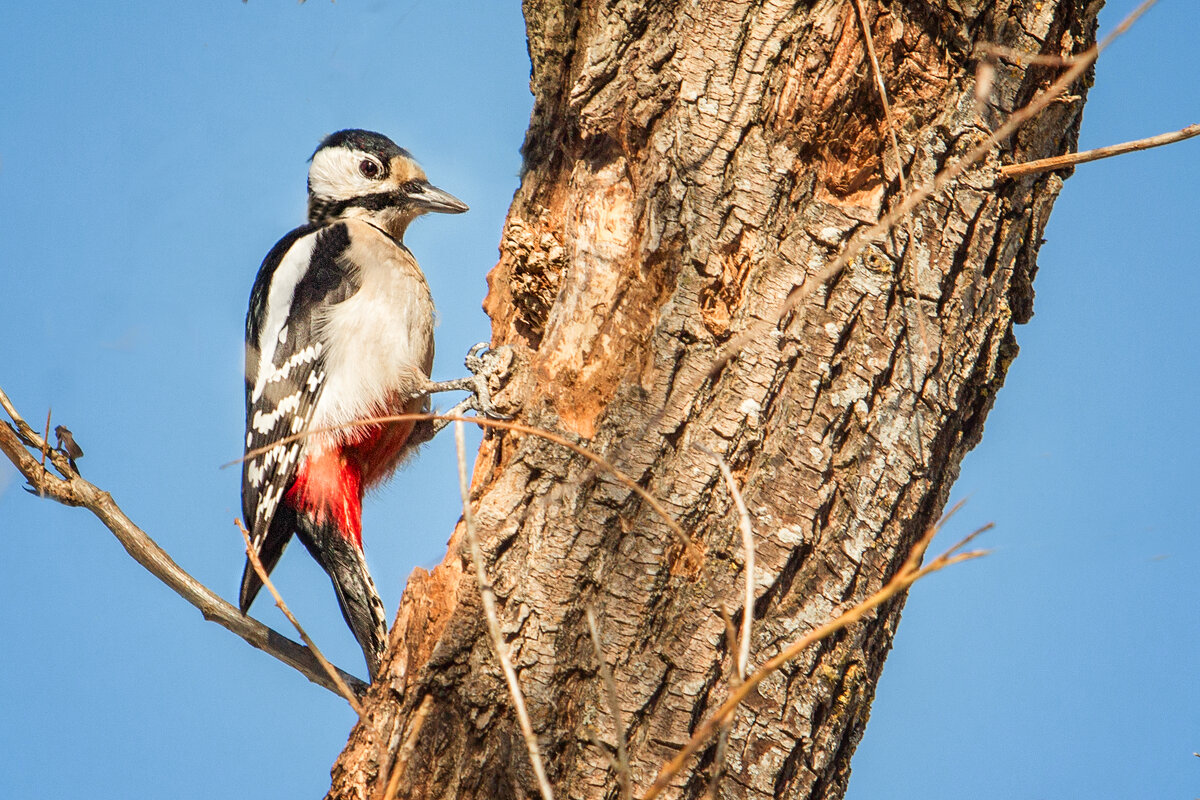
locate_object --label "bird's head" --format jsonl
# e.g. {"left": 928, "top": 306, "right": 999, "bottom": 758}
{"left": 306, "top": 129, "right": 468, "bottom": 240}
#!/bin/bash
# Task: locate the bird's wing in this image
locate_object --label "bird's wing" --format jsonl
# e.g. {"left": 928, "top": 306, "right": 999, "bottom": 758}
{"left": 240, "top": 221, "right": 359, "bottom": 610}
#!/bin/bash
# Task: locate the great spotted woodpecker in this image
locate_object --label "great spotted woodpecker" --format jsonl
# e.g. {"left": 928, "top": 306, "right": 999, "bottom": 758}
{"left": 240, "top": 129, "right": 470, "bottom": 680}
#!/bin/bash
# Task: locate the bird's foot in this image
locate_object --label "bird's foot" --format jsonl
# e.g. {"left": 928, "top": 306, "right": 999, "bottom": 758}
{"left": 418, "top": 343, "right": 515, "bottom": 435}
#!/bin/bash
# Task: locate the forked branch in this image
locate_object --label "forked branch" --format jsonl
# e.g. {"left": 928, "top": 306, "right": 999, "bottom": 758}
{"left": 0, "top": 385, "right": 368, "bottom": 698}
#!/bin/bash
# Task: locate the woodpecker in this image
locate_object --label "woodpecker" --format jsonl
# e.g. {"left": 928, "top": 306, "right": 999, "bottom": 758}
{"left": 240, "top": 129, "right": 469, "bottom": 681}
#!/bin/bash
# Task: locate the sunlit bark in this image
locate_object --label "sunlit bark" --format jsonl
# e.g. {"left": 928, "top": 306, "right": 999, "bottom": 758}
{"left": 328, "top": 2, "right": 1099, "bottom": 798}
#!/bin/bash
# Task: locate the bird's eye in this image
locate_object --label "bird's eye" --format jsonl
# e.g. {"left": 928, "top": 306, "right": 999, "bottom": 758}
{"left": 358, "top": 159, "right": 381, "bottom": 179}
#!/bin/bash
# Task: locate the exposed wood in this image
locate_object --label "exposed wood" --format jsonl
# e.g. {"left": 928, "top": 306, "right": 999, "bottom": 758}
{"left": 328, "top": 2, "right": 1102, "bottom": 798}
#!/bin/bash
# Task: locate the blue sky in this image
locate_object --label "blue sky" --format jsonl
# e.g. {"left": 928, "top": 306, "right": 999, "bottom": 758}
{"left": 0, "top": 2, "right": 1194, "bottom": 798}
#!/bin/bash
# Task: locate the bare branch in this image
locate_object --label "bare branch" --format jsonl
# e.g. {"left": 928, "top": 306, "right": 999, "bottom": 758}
{"left": 852, "top": 0, "right": 906, "bottom": 195}
{"left": 0, "top": 386, "right": 368, "bottom": 698}
{"left": 641, "top": 513, "right": 991, "bottom": 800}
{"left": 236, "top": 519, "right": 364, "bottom": 714}
{"left": 716, "top": 602, "right": 740, "bottom": 684}
{"left": 974, "top": 42, "right": 1084, "bottom": 66}
{"left": 705, "top": 603, "right": 741, "bottom": 800}
{"left": 851, "top": 0, "right": 933, "bottom": 455}
{"left": 454, "top": 422, "right": 555, "bottom": 800}
{"left": 716, "top": 458, "right": 754, "bottom": 682}
{"left": 702, "top": 726, "right": 733, "bottom": 800}
{"left": 586, "top": 607, "right": 632, "bottom": 800}
{"left": 1000, "top": 122, "right": 1200, "bottom": 178}
{"left": 38, "top": 407, "right": 52, "bottom": 492}
{"left": 382, "top": 694, "right": 435, "bottom": 800}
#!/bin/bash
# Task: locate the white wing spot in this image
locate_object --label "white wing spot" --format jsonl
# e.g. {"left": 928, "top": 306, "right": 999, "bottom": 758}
{"left": 252, "top": 391, "right": 303, "bottom": 434}
{"left": 252, "top": 338, "right": 323, "bottom": 404}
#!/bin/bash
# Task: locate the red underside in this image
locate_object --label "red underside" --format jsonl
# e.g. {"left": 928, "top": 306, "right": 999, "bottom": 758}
{"left": 284, "top": 419, "right": 416, "bottom": 546}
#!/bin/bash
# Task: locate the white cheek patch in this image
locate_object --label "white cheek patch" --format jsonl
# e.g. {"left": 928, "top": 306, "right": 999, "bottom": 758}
{"left": 309, "top": 148, "right": 381, "bottom": 200}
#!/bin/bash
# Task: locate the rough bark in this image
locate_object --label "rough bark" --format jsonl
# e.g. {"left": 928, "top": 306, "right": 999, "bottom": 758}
{"left": 329, "top": 1, "right": 1098, "bottom": 798}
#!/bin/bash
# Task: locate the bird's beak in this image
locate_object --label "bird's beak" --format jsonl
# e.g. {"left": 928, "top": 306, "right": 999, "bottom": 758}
{"left": 408, "top": 182, "right": 469, "bottom": 214}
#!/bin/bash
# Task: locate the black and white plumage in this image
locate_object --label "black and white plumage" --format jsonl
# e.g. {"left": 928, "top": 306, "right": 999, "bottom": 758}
{"left": 239, "top": 129, "right": 467, "bottom": 680}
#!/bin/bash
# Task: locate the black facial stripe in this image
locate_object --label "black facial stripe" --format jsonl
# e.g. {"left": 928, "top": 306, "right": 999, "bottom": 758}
{"left": 308, "top": 191, "right": 412, "bottom": 223}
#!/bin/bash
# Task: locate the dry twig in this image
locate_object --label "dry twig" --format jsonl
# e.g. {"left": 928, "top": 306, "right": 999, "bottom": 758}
{"left": 382, "top": 694, "right": 435, "bottom": 800}
{"left": 586, "top": 608, "right": 632, "bottom": 800}
{"left": 851, "top": 0, "right": 932, "bottom": 458}
{"left": 852, "top": 0, "right": 906, "bottom": 196}
{"left": 1000, "top": 122, "right": 1200, "bottom": 178}
{"left": 454, "top": 422, "right": 555, "bottom": 800}
{"left": 705, "top": 603, "right": 741, "bottom": 800}
{"left": 716, "top": 458, "right": 754, "bottom": 681}
{"left": 236, "top": 519, "right": 364, "bottom": 714}
{"left": 642, "top": 509, "right": 992, "bottom": 800}
{"left": 975, "top": 42, "right": 1084, "bottom": 66}
{"left": 38, "top": 407, "right": 52, "bottom": 488}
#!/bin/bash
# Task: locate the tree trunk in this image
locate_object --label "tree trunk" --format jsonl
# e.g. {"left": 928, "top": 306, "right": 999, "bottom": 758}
{"left": 329, "top": 1, "right": 1097, "bottom": 798}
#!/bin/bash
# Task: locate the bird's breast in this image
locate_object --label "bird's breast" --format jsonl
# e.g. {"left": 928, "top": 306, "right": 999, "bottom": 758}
{"left": 311, "top": 221, "right": 435, "bottom": 436}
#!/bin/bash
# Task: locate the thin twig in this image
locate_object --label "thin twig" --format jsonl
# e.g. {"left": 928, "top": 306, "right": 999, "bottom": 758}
{"left": 853, "top": 0, "right": 906, "bottom": 196}
{"left": 236, "top": 519, "right": 364, "bottom": 714}
{"left": 702, "top": 726, "right": 733, "bottom": 800}
{"left": 705, "top": 603, "right": 742, "bottom": 800}
{"left": 716, "top": 458, "right": 754, "bottom": 681}
{"left": 1, "top": 387, "right": 85, "bottom": 479}
{"left": 454, "top": 422, "right": 555, "bottom": 800}
{"left": 1000, "top": 122, "right": 1200, "bottom": 178}
{"left": 230, "top": 412, "right": 693, "bottom": 550}
{"left": 851, "top": 0, "right": 932, "bottom": 454}
{"left": 975, "top": 42, "right": 1084, "bottom": 66}
{"left": 641, "top": 514, "right": 992, "bottom": 800}
{"left": 717, "top": 602, "right": 740, "bottom": 684}
{"left": 0, "top": 387, "right": 368, "bottom": 698}
{"left": 586, "top": 607, "right": 632, "bottom": 800}
{"left": 382, "top": 694, "right": 435, "bottom": 800}
{"left": 39, "top": 407, "right": 52, "bottom": 485}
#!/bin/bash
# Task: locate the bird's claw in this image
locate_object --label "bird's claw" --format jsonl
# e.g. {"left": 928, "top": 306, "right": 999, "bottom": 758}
{"left": 461, "top": 342, "right": 514, "bottom": 420}
{"left": 415, "top": 343, "right": 515, "bottom": 438}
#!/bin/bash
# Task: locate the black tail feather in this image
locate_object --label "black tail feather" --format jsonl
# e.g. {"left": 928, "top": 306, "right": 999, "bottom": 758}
{"left": 239, "top": 507, "right": 296, "bottom": 614}
{"left": 295, "top": 517, "right": 389, "bottom": 681}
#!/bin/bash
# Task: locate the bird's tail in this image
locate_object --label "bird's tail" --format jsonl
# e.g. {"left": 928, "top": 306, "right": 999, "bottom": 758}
{"left": 296, "top": 516, "right": 389, "bottom": 681}
{"left": 239, "top": 509, "right": 295, "bottom": 615}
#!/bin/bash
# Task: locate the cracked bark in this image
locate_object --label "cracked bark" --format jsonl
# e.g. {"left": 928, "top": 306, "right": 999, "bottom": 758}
{"left": 328, "top": 2, "right": 1099, "bottom": 798}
